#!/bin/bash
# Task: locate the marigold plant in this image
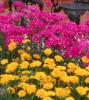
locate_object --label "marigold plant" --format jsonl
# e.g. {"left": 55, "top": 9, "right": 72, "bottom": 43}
{"left": 0, "top": 40, "right": 89, "bottom": 100}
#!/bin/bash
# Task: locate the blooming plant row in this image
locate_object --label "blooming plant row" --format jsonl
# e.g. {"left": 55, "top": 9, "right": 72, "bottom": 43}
{"left": 0, "top": 3, "right": 89, "bottom": 58}
{"left": 0, "top": 39, "right": 89, "bottom": 100}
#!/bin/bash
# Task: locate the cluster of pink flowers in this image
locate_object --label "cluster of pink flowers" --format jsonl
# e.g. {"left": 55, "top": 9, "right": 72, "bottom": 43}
{"left": 0, "top": 12, "right": 25, "bottom": 46}
{"left": 13, "top": 1, "right": 25, "bottom": 10}
{"left": 0, "top": 4, "right": 89, "bottom": 58}
{"left": 31, "top": 21, "right": 89, "bottom": 58}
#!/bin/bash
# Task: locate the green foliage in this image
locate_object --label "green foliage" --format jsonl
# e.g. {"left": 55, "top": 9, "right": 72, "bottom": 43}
{"left": 0, "top": 32, "right": 5, "bottom": 47}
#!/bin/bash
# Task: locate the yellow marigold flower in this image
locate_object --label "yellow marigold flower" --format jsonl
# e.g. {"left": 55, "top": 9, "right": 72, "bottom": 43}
{"left": 74, "top": 68, "right": 89, "bottom": 76}
{"left": 20, "top": 52, "right": 32, "bottom": 61}
{"left": 51, "top": 68, "right": 67, "bottom": 78}
{"left": 22, "top": 39, "right": 31, "bottom": 44}
{"left": 43, "top": 48, "right": 53, "bottom": 56}
{"left": 42, "top": 97, "right": 53, "bottom": 100}
{"left": 5, "top": 62, "right": 18, "bottom": 73}
{"left": 20, "top": 61, "right": 29, "bottom": 69}
{"left": 33, "top": 54, "right": 41, "bottom": 59}
{"left": 67, "top": 63, "right": 80, "bottom": 73}
{"left": 46, "top": 75, "right": 55, "bottom": 83}
{"left": 44, "top": 58, "right": 55, "bottom": 64}
{"left": 65, "top": 96, "right": 75, "bottom": 100}
{"left": 85, "top": 77, "right": 89, "bottom": 84}
{"left": 46, "top": 91, "right": 55, "bottom": 97}
{"left": 1, "top": 59, "right": 8, "bottom": 65}
{"left": 55, "top": 87, "right": 71, "bottom": 97}
{"left": 34, "top": 72, "right": 47, "bottom": 81}
{"left": 18, "top": 90, "right": 26, "bottom": 97}
{"left": 43, "top": 83, "right": 53, "bottom": 90}
{"left": 81, "top": 56, "right": 89, "bottom": 63}
{"left": 43, "top": 63, "right": 55, "bottom": 70}
{"left": 30, "top": 60, "right": 42, "bottom": 68}
{"left": 76, "top": 86, "right": 89, "bottom": 95}
{"left": 67, "top": 62, "right": 79, "bottom": 69}
{"left": 20, "top": 76, "right": 29, "bottom": 82}
{"left": 43, "top": 58, "right": 56, "bottom": 69}
{"left": 60, "top": 75, "right": 70, "bottom": 83}
{"left": 18, "top": 49, "right": 25, "bottom": 54}
{"left": 8, "top": 40, "right": 17, "bottom": 51}
{"left": 57, "top": 66, "right": 66, "bottom": 71}
{"left": 18, "top": 82, "right": 27, "bottom": 89}
{"left": 41, "top": 75, "right": 55, "bottom": 84}
{"left": 69, "top": 76, "right": 79, "bottom": 84}
{"left": 26, "top": 84, "right": 37, "bottom": 95}
{"left": 36, "top": 89, "right": 47, "bottom": 98}
{"left": 7, "top": 87, "right": 15, "bottom": 94}
{"left": 54, "top": 55, "right": 63, "bottom": 62}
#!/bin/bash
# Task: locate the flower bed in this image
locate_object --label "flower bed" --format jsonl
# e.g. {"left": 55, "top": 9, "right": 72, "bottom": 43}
{"left": 0, "top": 40, "right": 89, "bottom": 100}
{"left": 0, "top": 3, "right": 89, "bottom": 100}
